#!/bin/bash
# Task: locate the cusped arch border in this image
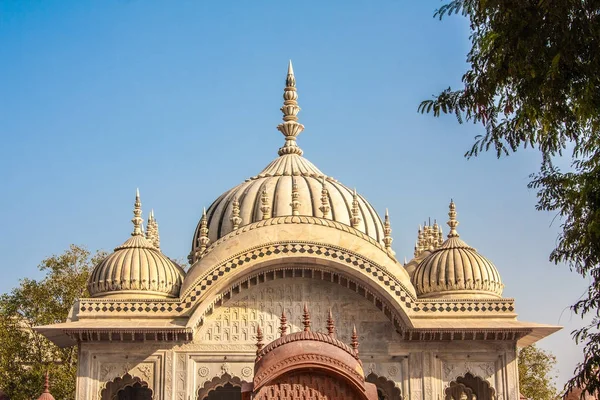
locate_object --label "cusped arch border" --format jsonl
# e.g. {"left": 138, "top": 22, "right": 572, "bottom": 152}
{"left": 100, "top": 373, "right": 152, "bottom": 400}
{"left": 181, "top": 240, "right": 417, "bottom": 326}
{"left": 189, "top": 263, "right": 409, "bottom": 333}
{"left": 366, "top": 373, "right": 402, "bottom": 400}
{"left": 197, "top": 373, "right": 246, "bottom": 400}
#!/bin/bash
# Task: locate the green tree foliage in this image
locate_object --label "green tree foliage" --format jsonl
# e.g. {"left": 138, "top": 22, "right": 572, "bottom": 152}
{"left": 518, "top": 345, "right": 558, "bottom": 400}
{"left": 0, "top": 245, "right": 105, "bottom": 400}
{"left": 418, "top": 0, "right": 600, "bottom": 394}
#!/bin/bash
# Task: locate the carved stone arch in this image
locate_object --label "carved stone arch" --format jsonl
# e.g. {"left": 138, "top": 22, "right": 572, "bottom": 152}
{"left": 366, "top": 373, "right": 402, "bottom": 400}
{"left": 197, "top": 373, "right": 246, "bottom": 400}
{"left": 100, "top": 373, "right": 153, "bottom": 400}
{"left": 188, "top": 262, "right": 409, "bottom": 336}
{"left": 181, "top": 223, "right": 416, "bottom": 324}
{"left": 446, "top": 372, "right": 496, "bottom": 400}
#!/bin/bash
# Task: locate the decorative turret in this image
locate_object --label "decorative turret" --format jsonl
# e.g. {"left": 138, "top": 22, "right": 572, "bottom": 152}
{"left": 132, "top": 188, "right": 143, "bottom": 236}
{"left": 350, "top": 189, "right": 361, "bottom": 228}
{"left": 230, "top": 198, "right": 242, "bottom": 230}
{"left": 413, "top": 218, "right": 444, "bottom": 258}
{"left": 302, "top": 303, "right": 311, "bottom": 331}
{"left": 197, "top": 208, "right": 210, "bottom": 255}
{"left": 279, "top": 311, "right": 288, "bottom": 337}
{"left": 326, "top": 308, "right": 335, "bottom": 337}
{"left": 260, "top": 190, "right": 271, "bottom": 220}
{"left": 146, "top": 210, "right": 160, "bottom": 250}
{"left": 290, "top": 179, "right": 301, "bottom": 216}
{"left": 256, "top": 326, "right": 264, "bottom": 358}
{"left": 351, "top": 325, "right": 359, "bottom": 357}
{"left": 383, "top": 208, "right": 393, "bottom": 251}
{"left": 319, "top": 177, "right": 330, "bottom": 219}
{"left": 37, "top": 371, "right": 55, "bottom": 400}
{"left": 277, "top": 60, "right": 305, "bottom": 156}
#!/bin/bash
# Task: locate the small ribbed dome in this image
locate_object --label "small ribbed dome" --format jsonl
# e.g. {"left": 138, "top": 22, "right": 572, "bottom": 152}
{"left": 412, "top": 201, "right": 503, "bottom": 299}
{"left": 88, "top": 191, "right": 184, "bottom": 299}
{"left": 190, "top": 62, "right": 384, "bottom": 262}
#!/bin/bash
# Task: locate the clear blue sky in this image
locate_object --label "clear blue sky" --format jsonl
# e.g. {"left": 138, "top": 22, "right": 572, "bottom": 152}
{"left": 0, "top": 0, "right": 590, "bottom": 388}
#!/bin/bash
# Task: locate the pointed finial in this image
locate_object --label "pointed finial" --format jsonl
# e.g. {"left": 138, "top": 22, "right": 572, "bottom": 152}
{"left": 319, "top": 176, "right": 330, "bottom": 219}
{"left": 302, "top": 303, "right": 311, "bottom": 331}
{"left": 198, "top": 207, "right": 210, "bottom": 255}
{"left": 383, "top": 208, "right": 393, "bottom": 251}
{"left": 350, "top": 189, "right": 361, "bottom": 228}
{"left": 279, "top": 310, "right": 288, "bottom": 337}
{"left": 447, "top": 199, "right": 460, "bottom": 238}
{"left": 260, "top": 190, "right": 271, "bottom": 220}
{"left": 351, "top": 325, "right": 359, "bottom": 357}
{"left": 43, "top": 370, "right": 50, "bottom": 393}
{"left": 146, "top": 209, "right": 160, "bottom": 250}
{"left": 131, "top": 189, "right": 144, "bottom": 236}
{"left": 290, "top": 179, "right": 301, "bottom": 216}
{"left": 277, "top": 61, "right": 305, "bottom": 156}
{"left": 326, "top": 308, "right": 335, "bottom": 337}
{"left": 230, "top": 197, "right": 242, "bottom": 230}
{"left": 256, "top": 326, "right": 264, "bottom": 358}
{"left": 404, "top": 256, "right": 408, "bottom": 265}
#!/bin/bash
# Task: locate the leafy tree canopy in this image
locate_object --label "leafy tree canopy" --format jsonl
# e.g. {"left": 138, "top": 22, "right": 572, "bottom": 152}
{"left": 0, "top": 245, "right": 105, "bottom": 400}
{"left": 419, "top": 0, "right": 600, "bottom": 394}
{"left": 518, "top": 345, "right": 558, "bottom": 400}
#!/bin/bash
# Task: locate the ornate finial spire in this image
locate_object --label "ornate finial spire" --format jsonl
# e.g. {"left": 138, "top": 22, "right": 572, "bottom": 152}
{"left": 146, "top": 210, "right": 161, "bottom": 250}
{"left": 198, "top": 207, "right": 210, "bottom": 254}
{"left": 230, "top": 198, "right": 242, "bottom": 230}
{"left": 131, "top": 188, "right": 144, "bottom": 236}
{"left": 447, "top": 199, "right": 460, "bottom": 238}
{"left": 290, "top": 179, "right": 301, "bottom": 216}
{"left": 326, "top": 308, "right": 335, "bottom": 337}
{"left": 277, "top": 60, "right": 305, "bottom": 157}
{"left": 256, "top": 326, "right": 264, "bottom": 358}
{"left": 383, "top": 208, "right": 393, "bottom": 250}
{"left": 350, "top": 189, "right": 361, "bottom": 228}
{"left": 302, "top": 303, "right": 311, "bottom": 331}
{"left": 351, "top": 325, "right": 359, "bottom": 356}
{"left": 43, "top": 370, "right": 50, "bottom": 393}
{"left": 260, "top": 190, "right": 271, "bottom": 220}
{"left": 319, "top": 177, "right": 330, "bottom": 219}
{"left": 279, "top": 310, "right": 288, "bottom": 337}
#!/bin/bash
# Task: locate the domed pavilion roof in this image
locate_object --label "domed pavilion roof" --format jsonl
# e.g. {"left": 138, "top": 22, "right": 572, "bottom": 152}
{"left": 190, "top": 62, "right": 385, "bottom": 263}
{"left": 412, "top": 200, "right": 504, "bottom": 299}
{"left": 88, "top": 190, "right": 185, "bottom": 299}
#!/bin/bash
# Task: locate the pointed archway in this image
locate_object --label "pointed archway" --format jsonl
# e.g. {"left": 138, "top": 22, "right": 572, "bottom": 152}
{"left": 445, "top": 372, "right": 496, "bottom": 400}
{"left": 100, "top": 373, "right": 152, "bottom": 400}
{"left": 197, "top": 373, "right": 244, "bottom": 400}
{"left": 366, "top": 373, "right": 402, "bottom": 400}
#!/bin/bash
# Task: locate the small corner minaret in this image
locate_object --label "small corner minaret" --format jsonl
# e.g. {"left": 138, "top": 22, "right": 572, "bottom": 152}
{"left": 383, "top": 208, "right": 393, "bottom": 251}
{"left": 146, "top": 210, "right": 160, "bottom": 250}
{"left": 256, "top": 326, "right": 264, "bottom": 359}
{"left": 277, "top": 60, "right": 305, "bottom": 157}
{"left": 350, "top": 189, "right": 361, "bottom": 228}
{"left": 326, "top": 308, "right": 336, "bottom": 337}
{"left": 302, "top": 303, "right": 311, "bottom": 331}
{"left": 290, "top": 179, "right": 301, "bottom": 216}
{"left": 132, "top": 188, "right": 144, "bottom": 236}
{"left": 447, "top": 199, "right": 460, "bottom": 238}
{"left": 279, "top": 310, "right": 288, "bottom": 337}
{"left": 260, "top": 190, "right": 271, "bottom": 220}
{"left": 230, "top": 197, "right": 242, "bottom": 230}
{"left": 319, "top": 176, "right": 330, "bottom": 219}
{"left": 351, "top": 325, "right": 359, "bottom": 358}
{"left": 198, "top": 207, "right": 210, "bottom": 254}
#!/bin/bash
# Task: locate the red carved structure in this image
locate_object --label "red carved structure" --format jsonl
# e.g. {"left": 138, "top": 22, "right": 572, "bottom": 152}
{"left": 242, "top": 306, "right": 378, "bottom": 400}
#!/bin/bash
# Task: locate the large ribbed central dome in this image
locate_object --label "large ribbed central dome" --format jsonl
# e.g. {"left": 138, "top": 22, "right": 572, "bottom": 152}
{"left": 190, "top": 62, "right": 385, "bottom": 263}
